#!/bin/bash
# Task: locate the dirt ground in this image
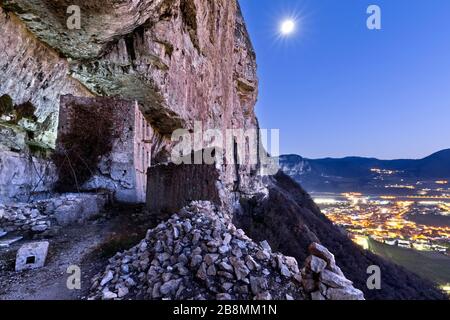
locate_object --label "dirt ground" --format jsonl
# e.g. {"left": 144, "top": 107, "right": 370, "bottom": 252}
{"left": 0, "top": 204, "right": 153, "bottom": 300}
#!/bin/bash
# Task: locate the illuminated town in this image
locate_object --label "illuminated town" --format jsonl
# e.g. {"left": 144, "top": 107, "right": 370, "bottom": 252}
{"left": 315, "top": 190, "right": 449, "bottom": 249}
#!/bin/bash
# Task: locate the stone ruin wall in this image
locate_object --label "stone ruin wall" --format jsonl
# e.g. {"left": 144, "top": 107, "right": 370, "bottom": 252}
{"left": 0, "top": 151, "right": 56, "bottom": 203}
{"left": 0, "top": 1, "right": 369, "bottom": 301}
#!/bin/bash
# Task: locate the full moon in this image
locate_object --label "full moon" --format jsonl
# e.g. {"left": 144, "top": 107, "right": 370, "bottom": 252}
{"left": 280, "top": 19, "right": 295, "bottom": 35}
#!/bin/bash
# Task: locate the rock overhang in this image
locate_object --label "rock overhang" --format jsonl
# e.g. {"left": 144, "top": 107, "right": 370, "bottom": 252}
{"left": 1, "top": 0, "right": 168, "bottom": 60}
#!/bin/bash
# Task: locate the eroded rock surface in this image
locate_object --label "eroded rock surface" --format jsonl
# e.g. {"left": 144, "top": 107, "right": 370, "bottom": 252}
{"left": 89, "top": 201, "right": 307, "bottom": 300}
{"left": 146, "top": 162, "right": 221, "bottom": 217}
{"left": 302, "top": 243, "right": 364, "bottom": 300}
{"left": 1, "top": 1, "right": 260, "bottom": 204}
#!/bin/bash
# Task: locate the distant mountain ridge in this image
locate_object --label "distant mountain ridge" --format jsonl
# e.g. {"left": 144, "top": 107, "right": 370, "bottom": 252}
{"left": 280, "top": 149, "right": 450, "bottom": 193}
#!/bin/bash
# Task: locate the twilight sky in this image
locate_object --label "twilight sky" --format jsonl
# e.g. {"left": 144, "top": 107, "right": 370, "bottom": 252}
{"left": 239, "top": 0, "right": 450, "bottom": 160}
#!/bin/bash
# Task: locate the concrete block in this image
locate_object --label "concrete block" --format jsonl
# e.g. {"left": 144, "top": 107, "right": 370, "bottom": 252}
{"left": 15, "top": 241, "right": 49, "bottom": 271}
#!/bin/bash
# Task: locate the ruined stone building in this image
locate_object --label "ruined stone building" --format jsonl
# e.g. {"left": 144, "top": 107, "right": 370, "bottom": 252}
{"left": 56, "top": 95, "right": 153, "bottom": 203}
{"left": 0, "top": 0, "right": 445, "bottom": 300}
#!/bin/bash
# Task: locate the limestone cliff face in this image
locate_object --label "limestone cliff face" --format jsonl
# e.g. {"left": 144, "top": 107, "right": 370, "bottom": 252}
{"left": 1, "top": 0, "right": 258, "bottom": 142}
{"left": 1, "top": 0, "right": 259, "bottom": 204}
{"left": 0, "top": 1, "right": 445, "bottom": 301}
